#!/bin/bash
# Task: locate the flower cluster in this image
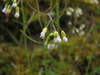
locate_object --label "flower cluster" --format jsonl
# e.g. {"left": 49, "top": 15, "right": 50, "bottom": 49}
{"left": 72, "top": 24, "right": 85, "bottom": 36}
{"left": 2, "top": 0, "right": 20, "bottom": 18}
{"left": 90, "top": 0, "right": 99, "bottom": 4}
{"left": 40, "top": 28, "right": 68, "bottom": 50}
{"left": 66, "top": 7, "right": 74, "bottom": 16}
{"left": 2, "top": 4, "right": 12, "bottom": 14}
{"left": 75, "top": 7, "right": 83, "bottom": 17}
{"left": 72, "top": 28, "right": 79, "bottom": 34}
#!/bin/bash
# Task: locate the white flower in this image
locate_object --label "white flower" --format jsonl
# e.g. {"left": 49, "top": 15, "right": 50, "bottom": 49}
{"left": 79, "top": 31, "right": 85, "bottom": 36}
{"left": 53, "top": 37, "right": 62, "bottom": 44}
{"left": 12, "top": 3, "right": 17, "bottom": 7}
{"left": 76, "top": 28, "right": 79, "bottom": 33}
{"left": 66, "top": 11, "right": 72, "bottom": 16}
{"left": 51, "top": 44, "right": 55, "bottom": 49}
{"left": 75, "top": 8, "right": 83, "bottom": 17}
{"left": 53, "top": 38, "right": 57, "bottom": 43}
{"left": 57, "top": 37, "right": 62, "bottom": 44}
{"left": 2, "top": 8, "right": 11, "bottom": 14}
{"left": 40, "top": 28, "right": 47, "bottom": 39}
{"left": 47, "top": 44, "right": 51, "bottom": 50}
{"left": 2, "top": 8, "right": 6, "bottom": 13}
{"left": 79, "top": 27, "right": 83, "bottom": 30}
{"left": 63, "top": 36, "right": 68, "bottom": 42}
{"left": 40, "top": 32, "right": 45, "bottom": 39}
{"left": 75, "top": 55, "right": 79, "bottom": 61}
{"left": 6, "top": 9, "right": 11, "bottom": 14}
{"left": 47, "top": 44, "right": 55, "bottom": 50}
{"left": 44, "top": 41, "right": 48, "bottom": 46}
{"left": 68, "top": 21, "right": 72, "bottom": 25}
{"left": 82, "top": 24, "right": 85, "bottom": 28}
{"left": 69, "top": 7, "right": 74, "bottom": 12}
{"left": 79, "top": 24, "right": 85, "bottom": 30}
{"left": 14, "top": 12, "right": 20, "bottom": 18}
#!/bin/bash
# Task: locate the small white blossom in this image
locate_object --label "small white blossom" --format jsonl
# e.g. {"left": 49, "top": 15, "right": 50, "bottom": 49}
{"left": 79, "top": 24, "right": 85, "bottom": 30}
{"left": 40, "top": 28, "right": 47, "bottom": 39}
{"left": 12, "top": 3, "right": 17, "bottom": 7}
{"left": 82, "top": 24, "right": 85, "bottom": 27}
{"left": 47, "top": 44, "right": 51, "bottom": 50}
{"left": 68, "top": 21, "right": 72, "bottom": 25}
{"left": 69, "top": 7, "right": 74, "bottom": 12}
{"left": 47, "top": 44, "right": 55, "bottom": 50}
{"left": 57, "top": 37, "right": 62, "bottom": 44}
{"left": 53, "top": 38, "right": 57, "bottom": 43}
{"left": 75, "top": 7, "right": 83, "bottom": 17}
{"left": 2, "top": 8, "right": 6, "bottom": 13}
{"left": 53, "top": 37, "right": 62, "bottom": 44}
{"left": 79, "top": 27, "right": 83, "bottom": 30}
{"left": 44, "top": 41, "right": 48, "bottom": 46}
{"left": 2, "top": 8, "right": 11, "bottom": 14}
{"left": 76, "top": 28, "right": 79, "bottom": 33}
{"left": 14, "top": 12, "right": 20, "bottom": 18}
{"left": 75, "top": 55, "right": 79, "bottom": 61}
{"left": 51, "top": 44, "right": 55, "bottom": 49}
{"left": 40, "top": 32, "right": 45, "bottom": 39}
{"left": 79, "top": 31, "right": 85, "bottom": 36}
{"left": 66, "top": 11, "right": 72, "bottom": 16}
{"left": 63, "top": 36, "right": 68, "bottom": 42}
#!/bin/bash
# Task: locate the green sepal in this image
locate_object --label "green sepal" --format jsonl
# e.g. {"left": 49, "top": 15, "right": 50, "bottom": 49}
{"left": 61, "top": 30, "right": 66, "bottom": 37}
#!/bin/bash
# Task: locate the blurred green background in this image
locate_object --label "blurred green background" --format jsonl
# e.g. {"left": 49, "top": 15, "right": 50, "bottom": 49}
{"left": 0, "top": 0, "right": 100, "bottom": 75}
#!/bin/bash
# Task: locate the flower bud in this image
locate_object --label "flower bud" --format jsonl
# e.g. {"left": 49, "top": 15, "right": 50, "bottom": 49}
{"left": 61, "top": 30, "right": 66, "bottom": 37}
{"left": 63, "top": 36, "right": 68, "bottom": 42}
{"left": 61, "top": 30, "right": 68, "bottom": 42}
{"left": 40, "top": 27, "right": 47, "bottom": 39}
{"left": 53, "top": 31, "right": 62, "bottom": 44}
{"left": 2, "top": 4, "right": 8, "bottom": 14}
{"left": 14, "top": 7, "right": 20, "bottom": 18}
{"left": 12, "top": 0, "right": 17, "bottom": 7}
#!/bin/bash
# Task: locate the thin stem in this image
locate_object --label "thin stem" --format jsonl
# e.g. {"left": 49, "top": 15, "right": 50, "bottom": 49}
{"left": 20, "top": 30, "right": 43, "bottom": 44}
{"left": 21, "top": 0, "right": 33, "bottom": 75}
{"left": 44, "top": 48, "right": 47, "bottom": 75}
{"left": 47, "top": 13, "right": 56, "bottom": 31}
{"left": 47, "top": 0, "right": 59, "bottom": 13}
{"left": 25, "top": 11, "right": 35, "bottom": 30}
{"left": 50, "top": 0, "right": 53, "bottom": 31}
{"left": 46, "top": 19, "right": 52, "bottom": 28}
{"left": 56, "top": 1, "right": 60, "bottom": 31}
{"left": 36, "top": 0, "right": 43, "bottom": 28}
{"left": 17, "top": 0, "right": 20, "bottom": 5}
{"left": 25, "top": 0, "right": 39, "bottom": 13}
{"left": 54, "top": 0, "right": 66, "bottom": 20}
{"left": 56, "top": 1, "right": 62, "bottom": 74}
{"left": 25, "top": 0, "right": 59, "bottom": 14}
